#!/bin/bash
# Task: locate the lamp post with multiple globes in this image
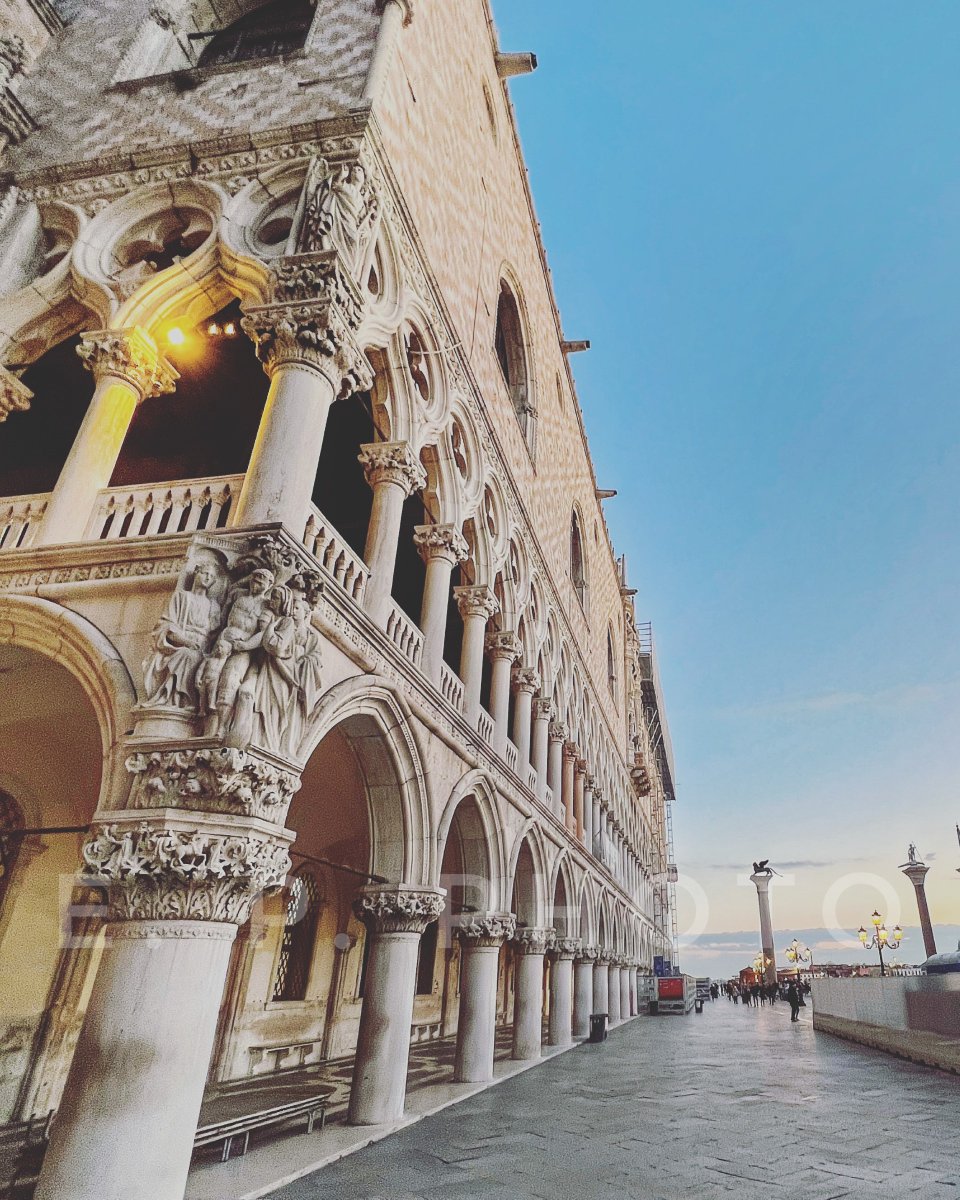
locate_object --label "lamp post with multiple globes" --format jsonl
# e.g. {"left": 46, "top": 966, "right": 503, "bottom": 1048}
{"left": 858, "top": 911, "right": 902, "bottom": 977}
{"left": 784, "top": 938, "right": 812, "bottom": 1006}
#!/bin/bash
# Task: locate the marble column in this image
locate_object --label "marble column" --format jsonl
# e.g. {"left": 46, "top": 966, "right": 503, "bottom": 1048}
{"left": 454, "top": 913, "right": 516, "bottom": 1083}
{"left": 531, "top": 697, "right": 552, "bottom": 800}
{"left": 237, "top": 263, "right": 372, "bottom": 532}
{"left": 486, "top": 630, "right": 522, "bottom": 755}
{"left": 36, "top": 790, "right": 295, "bottom": 1200}
{"left": 359, "top": 441, "right": 427, "bottom": 624}
{"left": 547, "top": 720, "right": 566, "bottom": 810}
{"left": 37, "top": 328, "right": 177, "bottom": 546}
{"left": 592, "top": 950, "right": 610, "bottom": 1016}
{"left": 901, "top": 858, "right": 938, "bottom": 959}
{"left": 629, "top": 962, "right": 640, "bottom": 1016}
{"left": 413, "top": 523, "right": 468, "bottom": 682}
{"left": 511, "top": 928, "right": 552, "bottom": 1060}
{"left": 608, "top": 958, "right": 622, "bottom": 1023}
{"left": 511, "top": 667, "right": 540, "bottom": 768}
{"left": 619, "top": 959, "right": 631, "bottom": 1019}
{"left": 573, "top": 759, "right": 587, "bottom": 842}
{"left": 453, "top": 585, "right": 499, "bottom": 725}
{"left": 561, "top": 744, "right": 576, "bottom": 833}
{"left": 547, "top": 937, "right": 580, "bottom": 1046}
{"left": 583, "top": 774, "right": 595, "bottom": 856}
{"left": 750, "top": 870, "right": 778, "bottom": 987}
{"left": 349, "top": 885, "right": 445, "bottom": 1124}
{"left": 573, "top": 945, "right": 597, "bottom": 1036}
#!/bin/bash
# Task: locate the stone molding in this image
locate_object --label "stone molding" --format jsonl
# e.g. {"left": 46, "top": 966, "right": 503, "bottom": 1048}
{"left": 510, "top": 927, "right": 554, "bottom": 956}
{"left": 76, "top": 328, "right": 178, "bottom": 399}
{"left": 125, "top": 744, "right": 301, "bottom": 824}
{"left": 455, "top": 911, "right": 516, "bottom": 948}
{"left": 548, "top": 936, "right": 582, "bottom": 961}
{"left": 453, "top": 584, "right": 499, "bottom": 622}
{"left": 511, "top": 666, "right": 540, "bottom": 695}
{"left": 107, "top": 919, "right": 238, "bottom": 942}
{"left": 0, "top": 365, "right": 32, "bottom": 422}
{"left": 413, "top": 523, "right": 469, "bottom": 566}
{"left": 576, "top": 943, "right": 599, "bottom": 964}
{"left": 353, "top": 885, "right": 445, "bottom": 934}
{"left": 484, "top": 630, "right": 521, "bottom": 663}
{"left": 358, "top": 441, "right": 427, "bottom": 496}
{"left": 82, "top": 818, "right": 292, "bottom": 925}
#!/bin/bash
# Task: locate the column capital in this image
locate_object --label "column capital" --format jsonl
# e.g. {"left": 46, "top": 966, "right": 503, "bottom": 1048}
{"left": 414, "top": 522, "right": 469, "bottom": 565}
{"left": 454, "top": 583, "right": 499, "bottom": 622}
{"left": 455, "top": 911, "right": 516, "bottom": 947}
{"left": 77, "top": 327, "right": 178, "bottom": 399}
{"left": 353, "top": 884, "right": 445, "bottom": 933}
{"left": 484, "top": 629, "right": 522, "bottom": 663}
{"left": 358, "top": 440, "right": 427, "bottom": 495}
{"left": 510, "top": 926, "right": 555, "bottom": 956}
{"left": 549, "top": 936, "right": 582, "bottom": 961}
{"left": 82, "top": 812, "right": 293, "bottom": 926}
{"left": 0, "top": 364, "right": 31, "bottom": 422}
{"left": 562, "top": 740, "right": 579, "bottom": 761}
{"left": 576, "top": 943, "right": 599, "bottom": 964}
{"left": 596, "top": 947, "right": 615, "bottom": 965}
{"left": 548, "top": 719, "right": 568, "bottom": 744}
{"left": 585, "top": 774, "right": 597, "bottom": 791}
{"left": 532, "top": 696, "right": 553, "bottom": 721}
{"left": 575, "top": 757, "right": 588, "bottom": 775}
{"left": 511, "top": 666, "right": 540, "bottom": 695}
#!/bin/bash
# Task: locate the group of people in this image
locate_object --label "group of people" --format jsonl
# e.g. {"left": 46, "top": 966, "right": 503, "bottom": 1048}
{"left": 723, "top": 978, "right": 811, "bottom": 1022}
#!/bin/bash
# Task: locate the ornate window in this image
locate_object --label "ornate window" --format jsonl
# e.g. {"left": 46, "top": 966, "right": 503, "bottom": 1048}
{"left": 272, "top": 867, "right": 322, "bottom": 1002}
{"left": 197, "top": 0, "right": 314, "bottom": 69}
{"left": 570, "top": 509, "right": 587, "bottom": 608}
{"left": 0, "top": 791, "right": 24, "bottom": 915}
{"left": 494, "top": 280, "right": 535, "bottom": 452}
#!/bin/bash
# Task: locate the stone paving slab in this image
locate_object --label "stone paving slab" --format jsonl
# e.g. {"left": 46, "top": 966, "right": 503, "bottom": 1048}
{"left": 270, "top": 1001, "right": 960, "bottom": 1200}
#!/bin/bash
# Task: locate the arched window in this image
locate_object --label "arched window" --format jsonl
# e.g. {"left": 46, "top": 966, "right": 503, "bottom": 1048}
{"left": 570, "top": 509, "right": 587, "bottom": 608}
{"left": 272, "top": 867, "right": 322, "bottom": 1002}
{"left": 494, "top": 280, "right": 535, "bottom": 449}
{"left": 198, "top": 0, "right": 314, "bottom": 69}
{"left": 0, "top": 791, "right": 24, "bottom": 915}
{"left": 607, "top": 627, "right": 617, "bottom": 697}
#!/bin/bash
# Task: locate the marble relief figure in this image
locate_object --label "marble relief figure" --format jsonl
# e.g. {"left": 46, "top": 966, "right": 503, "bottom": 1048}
{"left": 142, "top": 559, "right": 222, "bottom": 709}
{"left": 301, "top": 158, "right": 381, "bottom": 273}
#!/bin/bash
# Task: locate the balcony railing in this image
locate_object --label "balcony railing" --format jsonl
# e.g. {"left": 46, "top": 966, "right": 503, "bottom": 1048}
{"left": 385, "top": 600, "right": 423, "bottom": 668}
{"left": 504, "top": 739, "right": 519, "bottom": 775}
{"left": 87, "top": 476, "right": 241, "bottom": 541}
{"left": 439, "top": 661, "right": 464, "bottom": 712}
{"left": 302, "top": 503, "right": 368, "bottom": 603}
{"left": 0, "top": 494, "right": 47, "bottom": 551}
{"left": 477, "top": 708, "right": 494, "bottom": 745}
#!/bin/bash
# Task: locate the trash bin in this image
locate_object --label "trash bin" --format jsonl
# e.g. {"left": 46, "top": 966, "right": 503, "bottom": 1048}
{"left": 695, "top": 998, "right": 704, "bottom": 1014}
{"left": 648, "top": 999, "right": 659, "bottom": 1015}
{"left": 588, "top": 1013, "right": 608, "bottom": 1043}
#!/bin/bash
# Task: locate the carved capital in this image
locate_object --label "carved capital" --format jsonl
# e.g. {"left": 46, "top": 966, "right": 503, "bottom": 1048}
{"left": 240, "top": 301, "right": 373, "bottom": 396}
{"left": 575, "top": 758, "right": 588, "bottom": 776}
{"left": 271, "top": 250, "right": 364, "bottom": 327}
{"left": 596, "top": 947, "right": 615, "bottom": 965}
{"left": 548, "top": 720, "right": 568, "bottom": 744}
{"left": 77, "top": 328, "right": 178, "bottom": 399}
{"left": 358, "top": 440, "right": 427, "bottom": 495}
{"left": 532, "top": 696, "right": 553, "bottom": 722}
{"left": 0, "top": 365, "right": 31, "bottom": 422}
{"left": 413, "top": 523, "right": 469, "bottom": 566}
{"left": 548, "top": 936, "right": 581, "bottom": 961}
{"left": 455, "top": 911, "right": 516, "bottom": 948}
{"left": 576, "top": 943, "right": 599, "bottom": 964}
{"left": 511, "top": 666, "right": 540, "bottom": 695}
{"left": 454, "top": 584, "right": 499, "bottom": 622}
{"left": 484, "top": 629, "right": 521, "bottom": 663}
{"left": 125, "top": 744, "right": 302, "bottom": 824}
{"left": 353, "top": 885, "right": 445, "bottom": 934}
{"left": 82, "top": 815, "right": 292, "bottom": 925}
{"left": 563, "top": 741, "right": 579, "bottom": 761}
{"left": 585, "top": 774, "right": 597, "bottom": 792}
{"left": 510, "top": 926, "right": 554, "bottom": 956}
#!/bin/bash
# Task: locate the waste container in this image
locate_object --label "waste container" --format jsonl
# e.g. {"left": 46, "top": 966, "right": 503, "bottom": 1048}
{"left": 648, "top": 999, "right": 658, "bottom": 1015}
{"left": 695, "top": 998, "right": 704, "bottom": 1014}
{"left": 588, "top": 1013, "right": 608, "bottom": 1043}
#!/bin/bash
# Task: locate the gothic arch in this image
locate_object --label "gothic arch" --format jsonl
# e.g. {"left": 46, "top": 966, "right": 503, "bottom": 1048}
{"left": 435, "top": 770, "right": 507, "bottom": 907}
{"left": 505, "top": 820, "right": 548, "bottom": 925}
{"left": 548, "top": 850, "right": 578, "bottom": 937}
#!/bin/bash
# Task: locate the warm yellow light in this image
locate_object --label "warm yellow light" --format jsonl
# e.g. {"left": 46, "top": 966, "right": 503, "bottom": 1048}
{"left": 893, "top": 926, "right": 903, "bottom": 941}
{"left": 878, "top": 926, "right": 888, "bottom": 943}
{"left": 871, "top": 910, "right": 882, "bottom": 927}
{"left": 166, "top": 327, "right": 186, "bottom": 346}
{"left": 223, "top": 322, "right": 237, "bottom": 337}
{"left": 858, "top": 926, "right": 868, "bottom": 944}
{"left": 207, "top": 322, "right": 221, "bottom": 337}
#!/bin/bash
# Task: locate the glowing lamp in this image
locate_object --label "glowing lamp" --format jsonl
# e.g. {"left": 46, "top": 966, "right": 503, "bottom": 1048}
{"left": 871, "top": 910, "right": 882, "bottom": 927}
{"left": 858, "top": 926, "right": 868, "bottom": 944}
{"left": 166, "top": 327, "right": 186, "bottom": 347}
{"left": 207, "top": 322, "right": 221, "bottom": 337}
{"left": 223, "top": 322, "right": 237, "bottom": 337}
{"left": 893, "top": 926, "right": 903, "bottom": 941}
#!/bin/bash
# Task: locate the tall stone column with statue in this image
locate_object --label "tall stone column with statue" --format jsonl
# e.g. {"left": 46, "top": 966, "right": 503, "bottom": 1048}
{"left": 900, "top": 843, "right": 937, "bottom": 960}
{"left": 750, "top": 860, "right": 778, "bottom": 987}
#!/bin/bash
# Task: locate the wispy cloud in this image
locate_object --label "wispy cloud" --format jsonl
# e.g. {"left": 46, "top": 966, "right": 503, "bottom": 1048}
{"left": 720, "top": 681, "right": 955, "bottom": 721}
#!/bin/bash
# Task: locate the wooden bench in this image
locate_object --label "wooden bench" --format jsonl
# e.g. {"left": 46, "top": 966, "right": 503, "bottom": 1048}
{"left": 193, "top": 1095, "right": 329, "bottom": 1163}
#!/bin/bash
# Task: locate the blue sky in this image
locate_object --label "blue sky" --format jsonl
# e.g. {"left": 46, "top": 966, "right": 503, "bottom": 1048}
{"left": 493, "top": 1, "right": 960, "bottom": 969}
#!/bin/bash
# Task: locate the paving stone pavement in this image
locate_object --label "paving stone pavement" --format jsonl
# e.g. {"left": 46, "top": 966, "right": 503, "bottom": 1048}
{"left": 269, "top": 1001, "right": 960, "bottom": 1200}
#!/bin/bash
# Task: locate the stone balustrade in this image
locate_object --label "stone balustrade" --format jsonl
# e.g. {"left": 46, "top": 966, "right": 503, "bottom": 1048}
{"left": 0, "top": 493, "right": 47, "bottom": 550}
{"left": 86, "top": 475, "right": 242, "bottom": 541}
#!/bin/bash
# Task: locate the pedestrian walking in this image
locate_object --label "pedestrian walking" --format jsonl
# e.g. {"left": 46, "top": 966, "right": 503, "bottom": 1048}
{"left": 787, "top": 981, "right": 801, "bottom": 1022}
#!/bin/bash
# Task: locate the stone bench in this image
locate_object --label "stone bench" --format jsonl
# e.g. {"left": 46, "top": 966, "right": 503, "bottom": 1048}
{"left": 193, "top": 1094, "right": 330, "bottom": 1164}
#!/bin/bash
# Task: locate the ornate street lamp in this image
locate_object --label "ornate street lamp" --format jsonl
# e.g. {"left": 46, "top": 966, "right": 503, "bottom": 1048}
{"left": 858, "top": 910, "right": 902, "bottom": 977}
{"left": 752, "top": 953, "right": 770, "bottom": 980}
{"left": 784, "top": 938, "right": 812, "bottom": 1005}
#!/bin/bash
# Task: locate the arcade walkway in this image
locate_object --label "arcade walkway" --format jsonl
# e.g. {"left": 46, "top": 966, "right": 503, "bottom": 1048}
{"left": 271, "top": 1000, "right": 959, "bottom": 1200}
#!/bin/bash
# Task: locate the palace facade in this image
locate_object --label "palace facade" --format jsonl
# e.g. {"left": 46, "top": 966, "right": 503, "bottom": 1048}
{"left": 0, "top": 2, "right": 678, "bottom": 1197}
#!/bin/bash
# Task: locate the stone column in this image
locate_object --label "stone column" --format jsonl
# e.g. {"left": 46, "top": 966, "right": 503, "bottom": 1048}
{"left": 573, "top": 759, "right": 587, "bottom": 842}
{"left": 358, "top": 441, "right": 427, "bottom": 624}
{"left": 237, "top": 255, "right": 372, "bottom": 533}
{"left": 349, "top": 885, "right": 446, "bottom": 1124}
{"left": 547, "top": 937, "right": 580, "bottom": 1046}
{"left": 619, "top": 959, "right": 631, "bottom": 1019}
{"left": 901, "top": 859, "right": 938, "bottom": 959}
{"left": 531, "top": 697, "right": 552, "bottom": 800}
{"left": 547, "top": 721, "right": 566, "bottom": 811}
{"left": 583, "top": 774, "right": 595, "bottom": 856}
{"left": 486, "top": 631, "right": 522, "bottom": 755}
{"left": 36, "top": 756, "right": 296, "bottom": 1200}
{"left": 629, "top": 962, "right": 639, "bottom": 1016}
{"left": 453, "top": 913, "right": 515, "bottom": 1082}
{"left": 750, "top": 870, "right": 778, "bottom": 987}
{"left": 592, "top": 950, "right": 610, "bottom": 1017}
{"left": 608, "top": 958, "right": 622, "bottom": 1024}
{"left": 573, "top": 944, "right": 597, "bottom": 1037}
{"left": 561, "top": 743, "right": 576, "bottom": 832}
{"left": 511, "top": 928, "right": 552, "bottom": 1060}
{"left": 413, "top": 523, "right": 468, "bottom": 682}
{"left": 592, "top": 789, "right": 603, "bottom": 858}
{"left": 453, "top": 585, "right": 499, "bottom": 725}
{"left": 36, "top": 328, "right": 177, "bottom": 547}
{"left": 511, "top": 667, "right": 540, "bottom": 768}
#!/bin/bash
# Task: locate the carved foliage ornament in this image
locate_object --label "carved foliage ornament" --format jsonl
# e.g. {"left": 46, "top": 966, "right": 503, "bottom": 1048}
{"left": 271, "top": 251, "right": 364, "bottom": 328}
{"left": 76, "top": 329, "right": 178, "bottom": 400}
{"left": 510, "top": 927, "right": 555, "bottom": 956}
{"left": 353, "top": 887, "right": 445, "bottom": 934}
{"left": 125, "top": 746, "right": 301, "bottom": 823}
{"left": 511, "top": 666, "right": 540, "bottom": 695}
{"left": 83, "top": 823, "right": 291, "bottom": 924}
{"left": 413, "top": 524, "right": 469, "bottom": 565}
{"left": 455, "top": 912, "right": 517, "bottom": 947}
{"left": 358, "top": 441, "right": 427, "bottom": 496}
{"left": 576, "top": 943, "right": 599, "bottom": 963}
{"left": 484, "top": 630, "right": 522, "bottom": 663}
{"left": 453, "top": 585, "right": 499, "bottom": 622}
{"left": 240, "top": 302, "right": 373, "bottom": 396}
{"left": 549, "top": 936, "right": 582, "bottom": 961}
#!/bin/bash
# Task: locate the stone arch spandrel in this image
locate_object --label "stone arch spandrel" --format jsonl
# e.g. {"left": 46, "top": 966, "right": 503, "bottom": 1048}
{"left": 296, "top": 674, "right": 429, "bottom": 887}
